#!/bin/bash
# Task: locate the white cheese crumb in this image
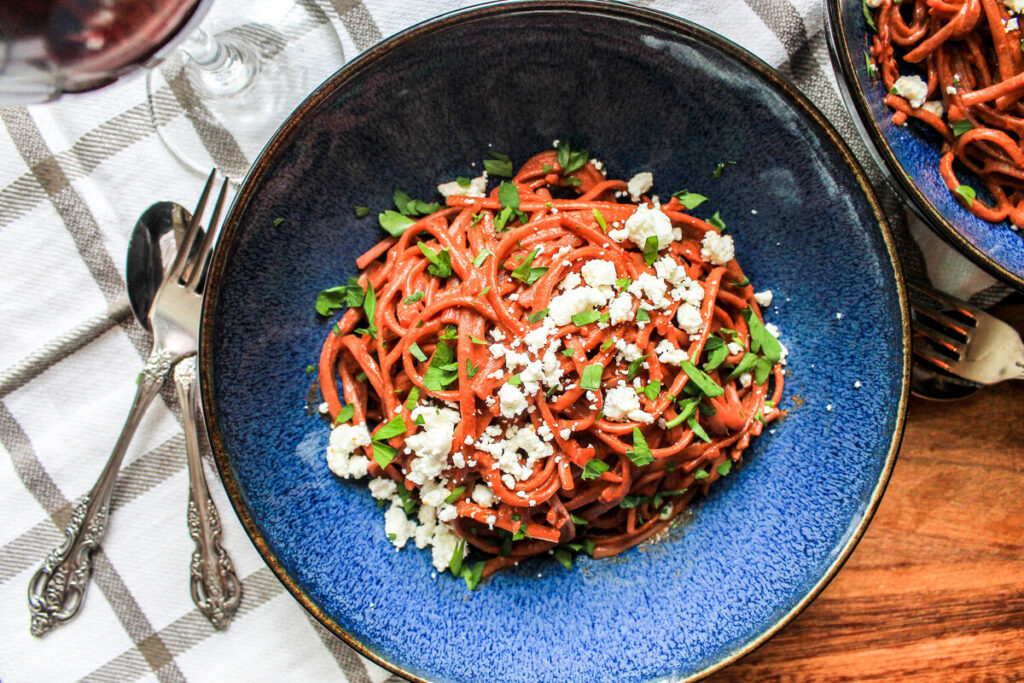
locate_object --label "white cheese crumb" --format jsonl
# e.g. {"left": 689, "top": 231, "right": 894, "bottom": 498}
{"left": 581, "top": 259, "right": 618, "bottom": 290}
{"left": 946, "top": 85, "right": 958, "bottom": 95}
{"left": 326, "top": 423, "right": 372, "bottom": 478}
{"left": 655, "top": 339, "right": 688, "bottom": 365}
{"left": 498, "top": 384, "right": 528, "bottom": 418}
{"left": 675, "top": 303, "right": 704, "bottom": 335}
{"left": 854, "top": 380, "right": 862, "bottom": 389}
{"left": 437, "top": 172, "right": 488, "bottom": 198}
{"left": 384, "top": 503, "right": 416, "bottom": 548}
{"left": 892, "top": 74, "right": 928, "bottom": 108}
{"left": 548, "top": 286, "right": 608, "bottom": 326}
{"left": 727, "top": 341, "right": 744, "bottom": 356}
{"left": 559, "top": 428, "right": 571, "bottom": 440}
{"left": 469, "top": 485, "right": 494, "bottom": 509}
{"left": 700, "top": 231, "right": 735, "bottom": 265}
{"left": 610, "top": 204, "right": 674, "bottom": 250}
{"left": 608, "top": 292, "right": 633, "bottom": 325}
{"left": 626, "top": 171, "right": 654, "bottom": 201}
{"left": 753, "top": 290, "right": 773, "bottom": 307}
{"left": 368, "top": 478, "right": 397, "bottom": 499}
{"left": 559, "top": 271, "right": 582, "bottom": 291}
{"left": 920, "top": 100, "right": 944, "bottom": 118}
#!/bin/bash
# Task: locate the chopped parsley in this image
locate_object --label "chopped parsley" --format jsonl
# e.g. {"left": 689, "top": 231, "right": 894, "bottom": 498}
{"left": 680, "top": 360, "right": 725, "bottom": 397}
{"left": 702, "top": 335, "right": 728, "bottom": 372}
{"left": 555, "top": 139, "right": 589, "bottom": 175}
{"left": 372, "top": 442, "right": 397, "bottom": 468}
{"left": 688, "top": 416, "right": 712, "bottom": 443}
{"left": 333, "top": 403, "right": 355, "bottom": 424}
{"left": 600, "top": 338, "right": 614, "bottom": 351}
{"left": 636, "top": 309, "right": 650, "bottom": 323}
{"left": 615, "top": 276, "right": 631, "bottom": 290}
{"left": 571, "top": 310, "right": 601, "bottom": 327}
{"left": 472, "top": 249, "right": 492, "bottom": 267}
{"left": 471, "top": 335, "right": 487, "bottom": 345}
{"left": 455, "top": 176, "right": 471, "bottom": 188}
{"left": 393, "top": 189, "right": 440, "bottom": 216}
{"left": 423, "top": 342, "right": 459, "bottom": 391}
{"left": 643, "top": 235, "right": 660, "bottom": 266}
{"left": 553, "top": 548, "right": 573, "bottom": 570}
{"left": 405, "top": 387, "right": 419, "bottom": 411}
{"left": 562, "top": 348, "right": 576, "bottom": 357}
{"left": 626, "top": 354, "right": 648, "bottom": 381}
{"left": 461, "top": 560, "right": 486, "bottom": 590}
{"left": 580, "top": 364, "right": 603, "bottom": 390}
{"left": 671, "top": 190, "right": 707, "bottom": 209}
{"left": 445, "top": 486, "right": 466, "bottom": 504}
{"left": 527, "top": 308, "right": 549, "bottom": 323}
{"left": 409, "top": 342, "right": 428, "bottom": 362}
{"left": 717, "top": 461, "right": 733, "bottom": 476}
{"left": 626, "top": 427, "right": 654, "bottom": 466}
{"left": 863, "top": 0, "right": 877, "bottom": 31}
{"left": 403, "top": 291, "right": 425, "bottom": 304}
{"left": 592, "top": 208, "right": 608, "bottom": 233}
{"left": 373, "top": 415, "right": 406, "bottom": 441}
{"left": 354, "top": 205, "right": 370, "bottom": 218}
{"left": 417, "top": 242, "right": 454, "bottom": 278}
{"left": 581, "top": 459, "right": 610, "bottom": 480}
{"left": 643, "top": 380, "right": 661, "bottom": 402}
{"left": 315, "top": 276, "right": 365, "bottom": 316}
{"left": 712, "top": 160, "right": 736, "bottom": 178}
{"left": 511, "top": 248, "right": 547, "bottom": 285}
{"left": 708, "top": 211, "right": 726, "bottom": 232}
{"left": 379, "top": 210, "right": 416, "bottom": 236}
{"left": 955, "top": 184, "right": 976, "bottom": 207}
{"left": 484, "top": 151, "right": 514, "bottom": 177}
{"left": 693, "top": 468, "right": 709, "bottom": 481}
{"left": 449, "top": 538, "right": 466, "bottom": 576}
{"left": 305, "top": 364, "right": 316, "bottom": 374}
{"left": 742, "top": 308, "right": 782, "bottom": 363}
{"left": 273, "top": 217, "right": 284, "bottom": 227}
{"left": 951, "top": 119, "right": 973, "bottom": 137}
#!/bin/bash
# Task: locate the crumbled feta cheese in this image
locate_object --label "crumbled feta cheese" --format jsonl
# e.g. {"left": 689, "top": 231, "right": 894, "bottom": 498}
{"left": 540, "top": 347, "right": 564, "bottom": 388}
{"left": 603, "top": 386, "right": 640, "bottom": 420}
{"left": 675, "top": 303, "right": 703, "bottom": 335}
{"left": 920, "top": 100, "right": 944, "bottom": 118}
{"left": 430, "top": 524, "right": 465, "bottom": 572}
{"left": 609, "top": 204, "right": 674, "bottom": 250}
{"left": 628, "top": 273, "right": 671, "bottom": 309}
{"left": 614, "top": 338, "right": 644, "bottom": 362}
{"left": 626, "top": 171, "right": 654, "bottom": 201}
{"left": 1008, "top": 0, "right": 1024, "bottom": 14}
{"left": 318, "top": 402, "right": 329, "bottom": 414}
{"left": 865, "top": 0, "right": 882, "bottom": 7}
{"left": 946, "top": 85, "right": 958, "bottom": 95}
{"left": 581, "top": 259, "right": 618, "bottom": 291}
{"left": 490, "top": 327, "right": 506, "bottom": 342}
{"left": 559, "top": 428, "right": 571, "bottom": 440}
{"left": 548, "top": 286, "right": 608, "bottom": 326}
{"left": 1007, "top": 17, "right": 1020, "bottom": 31}
{"left": 405, "top": 406, "right": 460, "bottom": 486}
{"left": 419, "top": 481, "right": 449, "bottom": 507}
{"left": 854, "top": 380, "right": 862, "bottom": 389}
{"left": 524, "top": 316, "right": 558, "bottom": 354}
{"left": 754, "top": 290, "right": 773, "bottom": 307}
{"left": 519, "top": 359, "right": 545, "bottom": 395}
{"left": 739, "top": 372, "right": 752, "bottom": 388}
{"left": 472, "top": 484, "right": 495, "bottom": 507}
{"left": 700, "top": 231, "right": 735, "bottom": 265}
{"left": 489, "top": 343, "right": 507, "bottom": 359}
{"left": 655, "top": 339, "right": 688, "bottom": 365}
{"left": 559, "top": 271, "right": 582, "bottom": 291}
{"left": 437, "top": 503, "right": 458, "bottom": 522}
{"left": 653, "top": 255, "right": 688, "bottom": 286}
{"left": 608, "top": 292, "right": 633, "bottom": 325}
{"left": 727, "top": 341, "right": 744, "bottom": 356}
{"left": 384, "top": 503, "right": 416, "bottom": 548}
{"left": 368, "top": 478, "right": 397, "bottom": 499}
{"left": 437, "top": 172, "right": 487, "bottom": 198}
{"left": 498, "top": 384, "right": 528, "bottom": 418}
{"left": 892, "top": 74, "right": 928, "bottom": 108}
{"left": 326, "top": 423, "right": 372, "bottom": 478}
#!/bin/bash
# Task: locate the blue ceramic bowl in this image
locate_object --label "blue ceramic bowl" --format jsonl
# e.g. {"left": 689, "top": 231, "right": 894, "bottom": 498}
{"left": 200, "top": 2, "right": 909, "bottom": 681}
{"left": 825, "top": 0, "right": 1024, "bottom": 290}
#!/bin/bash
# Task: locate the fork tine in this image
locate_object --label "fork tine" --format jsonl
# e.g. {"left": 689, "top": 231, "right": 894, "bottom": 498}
{"left": 909, "top": 300, "right": 973, "bottom": 340}
{"left": 912, "top": 320, "right": 965, "bottom": 360}
{"left": 186, "top": 175, "right": 229, "bottom": 291}
{"left": 907, "top": 283, "right": 978, "bottom": 322}
{"left": 912, "top": 336, "right": 954, "bottom": 373}
{"left": 168, "top": 169, "right": 217, "bottom": 281}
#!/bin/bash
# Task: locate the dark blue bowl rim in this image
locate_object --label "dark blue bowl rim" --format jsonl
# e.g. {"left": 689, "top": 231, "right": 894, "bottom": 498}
{"left": 199, "top": 1, "right": 911, "bottom": 680}
{"left": 823, "top": 0, "right": 1024, "bottom": 291}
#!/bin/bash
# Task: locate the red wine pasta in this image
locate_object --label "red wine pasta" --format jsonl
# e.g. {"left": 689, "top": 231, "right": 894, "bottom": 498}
{"left": 316, "top": 146, "right": 785, "bottom": 587}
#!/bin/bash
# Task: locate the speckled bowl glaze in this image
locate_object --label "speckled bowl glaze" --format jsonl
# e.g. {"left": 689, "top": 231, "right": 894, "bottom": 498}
{"left": 199, "top": 2, "right": 909, "bottom": 681}
{"left": 825, "top": 0, "right": 1024, "bottom": 290}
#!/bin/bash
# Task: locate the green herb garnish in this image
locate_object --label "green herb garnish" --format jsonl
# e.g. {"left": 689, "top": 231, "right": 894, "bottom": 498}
{"left": 680, "top": 360, "right": 725, "bottom": 397}
{"left": 708, "top": 211, "right": 726, "bottom": 232}
{"left": 626, "top": 427, "right": 654, "bottom": 466}
{"left": 417, "top": 242, "right": 454, "bottom": 278}
{"left": 643, "top": 235, "right": 660, "bottom": 266}
{"left": 333, "top": 403, "right": 355, "bottom": 424}
{"left": 671, "top": 191, "right": 707, "bottom": 210}
{"left": 580, "top": 364, "right": 603, "bottom": 390}
{"left": 354, "top": 206, "right": 370, "bottom": 218}
{"left": 571, "top": 310, "right": 601, "bottom": 327}
{"left": 581, "top": 459, "right": 610, "bottom": 480}
{"left": 484, "top": 151, "right": 514, "bottom": 177}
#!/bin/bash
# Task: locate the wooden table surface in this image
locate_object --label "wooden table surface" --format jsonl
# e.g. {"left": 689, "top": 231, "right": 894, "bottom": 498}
{"left": 714, "top": 300, "right": 1024, "bottom": 681}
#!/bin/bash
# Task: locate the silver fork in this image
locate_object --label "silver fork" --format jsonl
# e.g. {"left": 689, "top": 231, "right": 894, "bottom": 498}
{"left": 28, "top": 171, "right": 230, "bottom": 637}
{"left": 909, "top": 284, "right": 1024, "bottom": 387}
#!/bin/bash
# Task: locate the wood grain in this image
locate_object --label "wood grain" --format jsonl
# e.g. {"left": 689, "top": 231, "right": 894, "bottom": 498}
{"left": 712, "top": 301, "right": 1024, "bottom": 681}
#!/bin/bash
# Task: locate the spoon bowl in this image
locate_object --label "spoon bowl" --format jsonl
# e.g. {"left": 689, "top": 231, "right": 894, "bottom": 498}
{"left": 126, "top": 201, "right": 193, "bottom": 331}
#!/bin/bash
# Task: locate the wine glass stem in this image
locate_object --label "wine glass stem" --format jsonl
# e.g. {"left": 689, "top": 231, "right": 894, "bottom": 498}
{"left": 179, "top": 28, "right": 260, "bottom": 99}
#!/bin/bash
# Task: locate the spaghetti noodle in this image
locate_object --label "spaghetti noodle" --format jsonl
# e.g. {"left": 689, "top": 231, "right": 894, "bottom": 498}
{"left": 868, "top": 0, "right": 1024, "bottom": 228}
{"left": 316, "top": 148, "right": 785, "bottom": 586}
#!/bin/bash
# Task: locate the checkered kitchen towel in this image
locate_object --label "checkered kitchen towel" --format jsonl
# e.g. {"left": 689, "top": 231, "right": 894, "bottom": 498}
{"left": 0, "top": 1, "right": 1009, "bottom": 682}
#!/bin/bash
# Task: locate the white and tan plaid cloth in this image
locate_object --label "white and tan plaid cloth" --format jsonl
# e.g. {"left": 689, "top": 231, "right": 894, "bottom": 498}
{"left": 0, "top": 1, "right": 1008, "bottom": 681}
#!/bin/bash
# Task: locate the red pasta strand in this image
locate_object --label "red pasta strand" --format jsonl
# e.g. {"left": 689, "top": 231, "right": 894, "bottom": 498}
{"left": 318, "top": 151, "right": 784, "bottom": 577}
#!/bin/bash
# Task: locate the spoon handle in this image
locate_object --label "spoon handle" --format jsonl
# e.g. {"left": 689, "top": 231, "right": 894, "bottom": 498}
{"left": 174, "top": 356, "right": 241, "bottom": 629}
{"left": 28, "top": 347, "right": 173, "bottom": 637}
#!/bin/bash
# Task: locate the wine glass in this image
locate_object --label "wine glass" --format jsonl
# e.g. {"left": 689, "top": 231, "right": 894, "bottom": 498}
{"left": 144, "top": 0, "right": 346, "bottom": 179}
{"left": 0, "top": 0, "right": 213, "bottom": 103}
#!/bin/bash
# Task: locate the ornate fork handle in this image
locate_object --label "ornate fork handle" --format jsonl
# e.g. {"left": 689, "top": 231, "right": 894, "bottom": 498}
{"left": 175, "top": 356, "right": 241, "bottom": 629}
{"left": 28, "top": 347, "right": 174, "bottom": 637}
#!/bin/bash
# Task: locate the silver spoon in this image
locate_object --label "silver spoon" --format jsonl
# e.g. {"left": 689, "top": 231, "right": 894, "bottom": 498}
{"left": 126, "top": 202, "right": 241, "bottom": 629}
{"left": 911, "top": 364, "right": 981, "bottom": 401}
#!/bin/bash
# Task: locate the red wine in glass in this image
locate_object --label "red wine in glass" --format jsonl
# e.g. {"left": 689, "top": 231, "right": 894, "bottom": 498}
{"left": 0, "top": 0, "right": 211, "bottom": 102}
